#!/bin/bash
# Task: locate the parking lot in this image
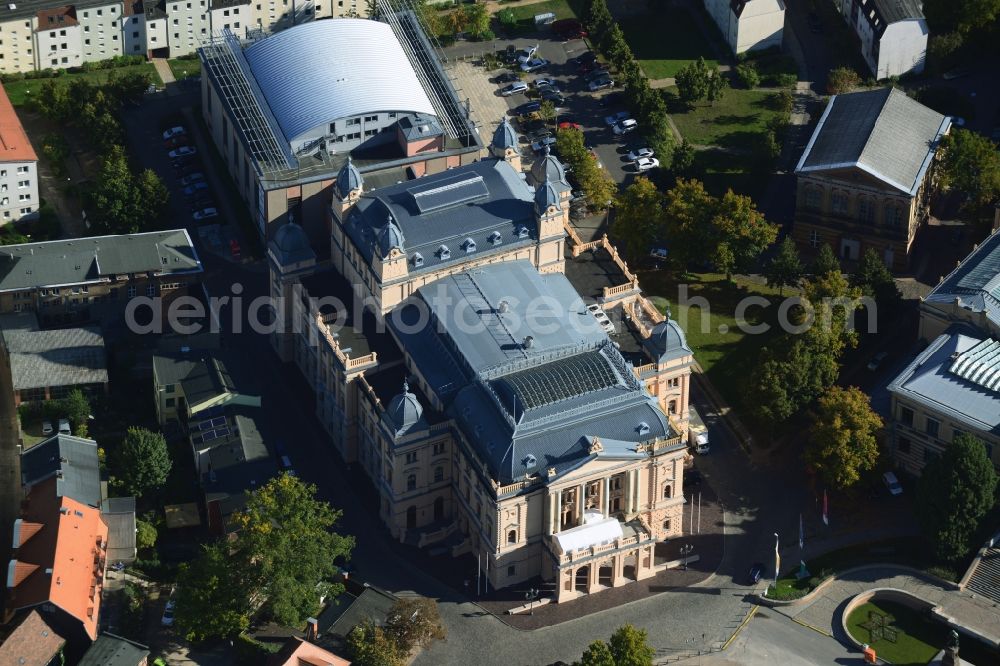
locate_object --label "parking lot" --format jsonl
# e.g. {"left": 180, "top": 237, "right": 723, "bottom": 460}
{"left": 444, "top": 32, "right": 653, "bottom": 191}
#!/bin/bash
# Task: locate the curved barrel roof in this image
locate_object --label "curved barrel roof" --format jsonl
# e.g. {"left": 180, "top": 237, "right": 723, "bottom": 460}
{"left": 243, "top": 19, "right": 436, "bottom": 144}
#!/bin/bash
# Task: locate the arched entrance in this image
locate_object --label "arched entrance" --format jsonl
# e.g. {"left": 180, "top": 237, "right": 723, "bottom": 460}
{"left": 598, "top": 562, "right": 613, "bottom": 586}
{"left": 433, "top": 496, "right": 444, "bottom": 521}
{"left": 575, "top": 566, "right": 589, "bottom": 592}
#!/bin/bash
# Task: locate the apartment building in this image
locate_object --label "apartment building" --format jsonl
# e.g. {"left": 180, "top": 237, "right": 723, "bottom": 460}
{"left": 837, "top": 0, "right": 927, "bottom": 79}
{"left": 703, "top": 0, "right": 785, "bottom": 54}
{"left": 0, "top": 84, "right": 38, "bottom": 224}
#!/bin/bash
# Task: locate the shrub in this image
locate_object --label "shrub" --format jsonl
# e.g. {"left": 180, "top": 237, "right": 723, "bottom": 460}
{"left": 774, "top": 73, "right": 798, "bottom": 88}
{"left": 770, "top": 89, "right": 794, "bottom": 113}
{"left": 827, "top": 66, "right": 861, "bottom": 94}
{"left": 735, "top": 62, "right": 760, "bottom": 89}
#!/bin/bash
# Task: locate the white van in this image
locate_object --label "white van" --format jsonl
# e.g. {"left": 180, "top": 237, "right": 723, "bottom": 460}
{"left": 882, "top": 471, "right": 903, "bottom": 496}
{"left": 690, "top": 424, "right": 709, "bottom": 454}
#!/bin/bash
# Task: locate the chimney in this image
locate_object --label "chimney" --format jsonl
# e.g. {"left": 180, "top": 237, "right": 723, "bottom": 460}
{"left": 523, "top": 335, "right": 534, "bottom": 349}
{"left": 497, "top": 300, "right": 509, "bottom": 314}
{"left": 305, "top": 617, "right": 318, "bottom": 641}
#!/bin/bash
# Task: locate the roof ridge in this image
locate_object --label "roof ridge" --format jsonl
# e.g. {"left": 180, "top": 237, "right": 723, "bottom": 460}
{"left": 856, "top": 87, "right": 897, "bottom": 168}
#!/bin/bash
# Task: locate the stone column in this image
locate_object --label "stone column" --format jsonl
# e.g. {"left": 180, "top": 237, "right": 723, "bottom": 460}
{"left": 576, "top": 484, "right": 584, "bottom": 524}
{"left": 602, "top": 477, "right": 610, "bottom": 516}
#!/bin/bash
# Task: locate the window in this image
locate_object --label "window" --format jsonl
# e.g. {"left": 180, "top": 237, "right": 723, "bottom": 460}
{"left": 405, "top": 451, "right": 417, "bottom": 464}
{"left": 18, "top": 207, "right": 30, "bottom": 215}
{"left": 804, "top": 187, "right": 821, "bottom": 210}
{"left": 858, "top": 197, "right": 874, "bottom": 223}
{"left": 507, "top": 530, "right": 517, "bottom": 544}
{"left": 884, "top": 203, "right": 902, "bottom": 229}
{"left": 165, "top": 397, "right": 175, "bottom": 407}
{"left": 406, "top": 474, "right": 416, "bottom": 491}
{"left": 897, "top": 437, "right": 911, "bottom": 454}
{"left": 17, "top": 194, "right": 28, "bottom": 202}
{"left": 668, "top": 400, "right": 677, "bottom": 414}
{"left": 433, "top": 442, "right": 445, "bottom": 455}
{"left": 831, "top": 190, "right": 848, "bottom": 214}
{"left": 433, "top": 466, "right": 443, "bottom": 483}
{"left": 952, "top": 428, "right": 965, "bottom": 442}
{"left": 363, "top": 114, "right": 378, "bottom": 122}
{"left": 507, "top": 565, "right": 516, "bottom": 576}
{"left": 346, "top": 118, "right": 360, "bottom": 126}
{"left": 900, "top": 406, "right": 913, "bottom": 427}
{"left": 133, "top": 31, "right": 138, "bottom": 38}
{"left": 663, "top": 484, "right": 671, "bottom": 499}
{"left": 926, "top": 418, "right": 939, "bottom": 438}
{"left": 16, "top": 166, "right": 27, "bottom": 174}
{"left": 165, "top": 384, "right": 176, "bottom": 394}
{"left": 809, "top": 230, "right": 820, "bottom": 248}
{"left": 662, "top": 519, "right": 671, "bottom": 531}
{"left": 364, "top": 129, "right": 377, "bottom": 138}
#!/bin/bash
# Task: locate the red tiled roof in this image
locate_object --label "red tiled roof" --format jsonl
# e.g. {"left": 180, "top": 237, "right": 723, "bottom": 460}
{"left": 35, "top": 6, "right": 79, "bottom": 32}
{"left": 6, "top": 478, "right": 108, "bottom": 640}
{"left": 266, "top": 637, "right": 351, "bottom": 666}
{"left": 0, "top": 86, "right": 37, "bottom": 163}
{"left": 0, "top": 610, "right": 66, "bottom": 666}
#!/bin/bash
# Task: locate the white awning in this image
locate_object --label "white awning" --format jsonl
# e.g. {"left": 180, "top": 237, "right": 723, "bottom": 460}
{"left": 554, "top": 515, "right": 624, "bottom": 554}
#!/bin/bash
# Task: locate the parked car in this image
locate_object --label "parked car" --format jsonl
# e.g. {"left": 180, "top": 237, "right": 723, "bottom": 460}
{"left": 193, "top": 207, "right": 219, "bottom": 221}
{"left": 58, "top": 418, "right": 70, "bottom": 435}
{"left": 162, "top": 126, "right": 186, "bottom": 140}
{"left": 42, "top": 420, "right": 53, "bottom": 436}
{"left": 494, "top": 71, "right": 519, "bottom": 84}
{"left": 183, "top": 181, "right": 209, "bottom": 196}
{"left": 627, "top": 147, "right": 654, "bottom": 161}
{"left": 540, "top": 90, "right": 565, "bottom": 105}
{"left": 515, "top": 45, "right": 539, "bottom": 63}
{"left": 574, "top": 51, "right": 597, "bottom": 66}
{"left": 585, "top": 68, "right": 611, "bottom": 82}
{"left": 578, "top": 61, "right": 599, "bottom": 74}
{"left": 161, "top": 599, "right": 176, "bottom": 627}
{"left": 558, "top": 121, "right": 583, "bottom": 130}
{"left": 649, "top": 247, "right": 668, "bottom": 260}
{"left": 531, "top": 136, "right": 557, "bottom": 153}
{"left": 189, "top": 197, "right": 215, "bottom": 212}
{"left": 590, "top": 307, "right": 615, "bottom": 334}
{"left": 164, "top": 136, "right": 189, "bottom": 150}
{"left": 533, "top": 77, "right": 558, "bottom": 88}
{"left": 589, "top": 78, "right": 614, "bottom": 92}
{"left": 520, "top": 58, "right": 550, "bottom": 73}
{"left": 552, "top": 19, "right": 587, "bottom": 40}
{"left": 748, "top": 562, "right": 765, "bottom": 585}
{"left": 635, "top": 156, "right": 660, "bottom": 171}
{"left": 230, "top": 239, "right": 241, "bottom": 259}
{"left": 613, "top": 119, "right": 638, "bottom": 136}
{"left": 604, "top": 111, "right": 631, "bottom": 126}
{"left": 168, "top": 146, "right": 197, "bottom": 159}
{"left": 866, "top": 351, "right": 889, "bottom": 371}
{"left": 942, "top": 67, "right": 970, "bottom": 80}
{"left": 882, "top": 471, "right": 903, "bottom": 496}
{"left": 599, "top": 92, "right": 625, "bottom": 108}
{"left": 179, "top": 172, "right": 206, "bottom": 186}
{"left": 514, "top": 101, "right": 542, "bottom": 116}
{"left": 500, "top": 81, "right": 529, "bottom": 96}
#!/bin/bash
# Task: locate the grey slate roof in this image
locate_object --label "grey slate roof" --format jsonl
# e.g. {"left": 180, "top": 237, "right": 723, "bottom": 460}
{"left": 21, "top": 435, "right": 102, "bottom": 508}
{"left": 888, "top": 325, "right": 1000, "bottom": 435}
{"left": 644, "top": 319, "right": 693, "bottom": 364}
{"left": 2, "top": 325, "right": 107, "bottom": 391}
{"left": 152, "top": 350, "right": 258, "bottom": 407}
{"left": 795, "top": 88, "right": 949, "bottom": 195}
{"left": 345, "top": 159, "right": 538, "bottom": 275}
{"left": 398, "top": 114, "right": 444, "bottom": 141}
{"left": 871, "top": 0, "right": 924, "bottom": 24}
{"left": 390, "top": 261, "right": 676, "bottom": 484}
{"left": 101, "top": 497, "right": 137, "bottom": 563}
{"left": 924, "top": 228, "right": 1000, "bottom": 329}
{"left": 78, "top": 633, "right": 150, "bottom": 666}
{"left": 270, "top": 222, "right": 315, "bottom": 266}
{"left": 203, "top": 412, "right": 269, "bottom": 472}
{"left": 0, "top": 229, "right": 201, "bottom": 293}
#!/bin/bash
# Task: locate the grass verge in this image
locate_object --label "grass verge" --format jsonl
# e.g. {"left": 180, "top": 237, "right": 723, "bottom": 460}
{"left": 167, "top": 56, "right": 201, "bottom": 81}
{"left": 620, "top": 9, "right": 718, "bottom": 79}
{"left": 667, "top": 87, "right": 787, "bottom": 149}
{"left": 846, "top": 600, "right": 943, "bottom": 664}
{"left": 3, "top": 63, "right": 161, "bottom": 106}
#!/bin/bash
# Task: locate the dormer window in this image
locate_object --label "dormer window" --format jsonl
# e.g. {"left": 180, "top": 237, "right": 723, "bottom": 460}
{"left": 488, "top": 231, "right": 502, "bottom": 245}
{"left": 515, "top": 225, "right": 529, "bottom": 239}
{"left": 411, "top": 252, "right": 424, "bottom": 267}
{"left": 438, "top": 245, "right": 450, "bottom": 259}
{"left": 637, "top": 422, "right": 650, "bottom": 435}
{"left": 462, "top": 238, "right": 476, "bottom": 253}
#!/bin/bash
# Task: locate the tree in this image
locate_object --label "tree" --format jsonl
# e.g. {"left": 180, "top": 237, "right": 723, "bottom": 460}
{"left": 461, "top": 2, "right": 490, "bottom": 39}
{"left": 851, "top": 247, "right": 900, "bottom": 309}
{"left": 117, "top": 427, "right": 171, "bottom": 497}
{"left": 578, "top": 640, "right": 615, "bottom": 666}
{"left": 705, "top": 70, "right": 728, "bottom": 105}
{"left": 663, "top": 178, "right": 717, "bottom": 270}
{"left": 136, "top": 518, "right": 158, "bottom": 551}
{"left": 826, "top": 67, "right": 860, "bottom": 94}
{"left": 710, "top": 190, "right": 778, "bottom": 279}
{"left": 672, "top": 139, "right": 695, "bottom": 175}
{"left": 923, "top": 0, "right": 1000, "bottom": 33}
{"left": 91, "top": 145, "right": 140, "bottom": 235}
{"left": 538, "top": 100, "right": 557, "bottom": 127}
{"left": 811, "top": 244, "right": 840, "bottom": 276}
{"left": 939, "top": 128, "right": 1000, "bottom": 210}
{"left": 764, "top": 236, "right": 803, "bottom": 295}
{"left": 348, "top": 620, "right": 404, "bottom": 666}
{"left": 136, "top": 169, "right": 169, "bottom": 224}
{"left": 230, "top": 474, "right": 355, "bottom": 627}
{"left": 175, "top": 543, "right": 250, "bottom": 641}
{"left": 916, "top": 434, "right": 998, "bottom": 561}
{"left": 675, "top": 57, "right": 712, "bottom": 106}
{"left": 60, "top": 389, "right": 90, "bottom": 431}
{"left": 608, "top": 624, "right": 655, "bottom": 666}
{"left": 805, "top": 386, "right": 882, "bottom": 490}
{"left": 735, "top": 62, "right": 761, "bottom": 88}
{"left": 586, "top": 0, "right": 614, "bottom": 42}
{"left": 612, "top": 177, "right": 666, "bottom": 260}
{"left": 383, "top": 597, "right": 446, "bottom": 654}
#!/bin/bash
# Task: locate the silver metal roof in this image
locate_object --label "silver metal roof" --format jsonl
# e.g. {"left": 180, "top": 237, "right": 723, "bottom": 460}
{"left": 243, "top": 19, "right": 436, "bottom": 145}
{"left": 796, "top": 88, "right": 949, "bottom": 195}
{"left": 925, "top": 228, "right": 1000, "bottom": 329}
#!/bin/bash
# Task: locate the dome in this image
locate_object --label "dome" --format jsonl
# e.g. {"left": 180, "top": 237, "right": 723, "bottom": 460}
{"left": 530, "top": 145, "right": 566, "bottom": 186}
{"left": 335, "top": 155, "right": 364, "bottom": 198}
{"left": 645, "top": 319, "right": 692, "bottom": 363}
{"left": 387, "top": 380, "right": 424, "bottom": 435}
{"left": 271, "top": 222, "right": 315, "bottom": 265}
{"left": 534, "top": 172, "right": 561, "bottom": 215}
{"left": 491, "top": 116, "right": 519, "bottom": 152}
{"left": 377, "top": 214, "right": 405, "bottom": 258}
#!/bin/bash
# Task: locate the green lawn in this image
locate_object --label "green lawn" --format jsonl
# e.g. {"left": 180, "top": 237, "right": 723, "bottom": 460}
{"left": 692, "top": 149, "right": 770, "bottom": 200}
{"left": 668, "top": 87, "right": 786, "bottom": 149}
{"left": 620, "top": 9, "right": 718, "bottom": 79}
{"left": 637, "top": 272, "right": 789, "bottom": 412}
{"left": 3, "top": 63, "right": 161, "bottom": 106}
{"left": 500, "top": 0, "right": 577, "bottom": 23}
{"left": 847, "top": 600, "right": 944, "bottom": 665}
{"left": 167, "top": 57, "right": 201, "bottom": 81}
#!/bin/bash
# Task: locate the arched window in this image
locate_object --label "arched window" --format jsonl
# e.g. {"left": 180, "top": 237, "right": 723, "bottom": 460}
{"left": 858, "top": 196, "right": 874, "bottom": 223}
{"left": 663, "top": 484, "right": 672, "bottom": 499}
{"left": 668, "top": 400, "right": 677, "bottom": 414}
{"left": 433, "top": 466, "right": 444, "bottom": 483}
{"left": 804, "top": 186, "right": 822, "bottom": 211}
{"left": 663, "top": 519, "right": 671, "bottom": 531}
{"left": 507, "top": 529, "right": 517, "bottom": 544}
{"left": 406, "top": 474, "right": 416, "bottom": 492}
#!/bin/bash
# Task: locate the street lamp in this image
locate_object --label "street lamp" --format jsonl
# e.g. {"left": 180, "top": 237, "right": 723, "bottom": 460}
{"left": 680, "top": 543, "right": 694, "bottom": 570}
{"left": 524, "top": 587, "right": 539, "bottom": 615}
